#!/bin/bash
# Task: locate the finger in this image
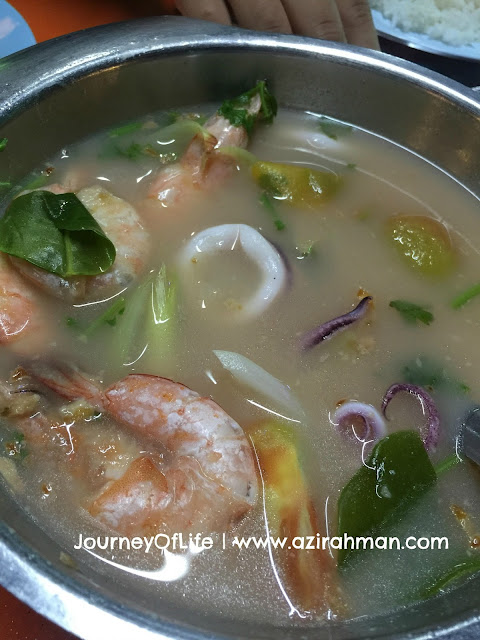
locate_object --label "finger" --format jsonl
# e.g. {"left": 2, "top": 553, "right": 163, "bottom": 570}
{"left": 227, "top": 0, "right": 292, "bottom": 33}
{"left": 281, "top": 0, "right": 347, "bottom": 42}
{"left": 174, "top": 0, "right": 232, "bottom": 25}
{"left": 335, "top": 0, "right": 380, "bottom": 49}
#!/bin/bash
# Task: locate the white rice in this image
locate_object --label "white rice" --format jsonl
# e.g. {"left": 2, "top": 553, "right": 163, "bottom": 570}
{"left": 370, "top": 0, "right": 480, "bottom": 46}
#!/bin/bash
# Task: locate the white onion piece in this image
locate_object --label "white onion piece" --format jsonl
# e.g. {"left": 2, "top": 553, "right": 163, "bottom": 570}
{"left": 213, "top": 350, "right": 304, "bottom": 418}
{"left": 332, "top": 401, "right": 387, "bottom": 442}
{"left": 179, "top": 224, "right": 287, "bottom": 319}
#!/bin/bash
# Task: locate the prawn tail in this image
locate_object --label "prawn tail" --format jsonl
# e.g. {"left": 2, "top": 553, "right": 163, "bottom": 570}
{"left": 25, "top": 361, "right": 103, "bottom": 406}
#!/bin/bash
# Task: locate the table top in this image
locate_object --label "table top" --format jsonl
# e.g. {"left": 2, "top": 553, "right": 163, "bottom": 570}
{"left": 0, "top": 2, "right": 479, "bottom": 639}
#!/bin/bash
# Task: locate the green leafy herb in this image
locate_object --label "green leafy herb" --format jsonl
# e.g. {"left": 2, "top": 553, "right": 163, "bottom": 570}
{"left": 0, "top": 190, "right": 116, "bottom": 278}
{"left": 0, "top": 181, "right": 11, "bottom": 189}
{"left": 434, "top": 453, "right": 463, "bottom": 476}
{"left": 259, "top": 192, "right": 285, "bottom": 231}
{"left": 66, "top": 298, "right": 126, "bottom": 337}
{"left": 389, "top": 300, "right": 434, "bottom": 325}
{"left": 418, "top": 557, "right": 480, "bottom": 599}
{"left": 337, "top": 430, "right": 437, "bottom": 565}
{"left": 0, "top": 138, "right": 7, "bottom": 152}
{"left": 65, "top": 316, "right": 82, "bottom": 330}
{"left": 402, "top": 356, "right": 470, "bottom": 394}
{"left": 296, "top": 241, "right": 317, "bottom": 260}
{"left": 83, "top": 297, "right": 126, "bottom": 337}
{"left": 23, "top": 174, "right": 49, "bottom": 191}
{"left": 318, "top": 117, "right": 352, "bottom": 140}
{"left": 109, "top": 121, "right": 144, "bottom": 138}
{"left": 218, "top": 81, "right": 277, "bottom": 136}
{"left": 4, "top": 431, "right": 28, "bottom": 460}
{"left": 451, "top": 282, "right": 480, "bottom": 309}
{"left": 346, "top": 162, "right": 357, "bottom": 170}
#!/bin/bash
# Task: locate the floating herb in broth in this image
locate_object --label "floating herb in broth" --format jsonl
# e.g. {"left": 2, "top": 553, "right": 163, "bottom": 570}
{"left": 1, "top": 86, "right": 480, "bottom": 627}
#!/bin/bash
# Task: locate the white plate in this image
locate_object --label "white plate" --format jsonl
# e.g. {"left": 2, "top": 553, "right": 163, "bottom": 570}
{"left": 0, "top": 0, "right": 35, "bottom": 58}
{"left": 372, "top": 8, "right": 480, "bottom": 61}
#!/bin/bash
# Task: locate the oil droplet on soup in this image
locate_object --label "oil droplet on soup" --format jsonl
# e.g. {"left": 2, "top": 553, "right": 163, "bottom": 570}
{"left": 1, "top": 97, "right": 480, "bottom": 627}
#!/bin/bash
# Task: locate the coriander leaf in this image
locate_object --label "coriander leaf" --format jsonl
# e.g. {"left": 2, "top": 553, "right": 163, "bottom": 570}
{"left": 318, "top": 117, "right": 352, "bottom": 140}
{"left": 296, "top": 241, "right": 317, "bottom": 260}
{"left": 83, "top": 297, "right": 126, "bottom": 337}
{"left": 337, "top": 431, "right": 436, "bottom": 565}
{"left": 0, "top": 138, "right": 7, "bottom": 152}
{"left": 451, "top": 282, "right": 480, "bottom": 309}
{"left": 389, "top": 300, "right": 434, "bottom": 325}
{"left": 109, "top": 121, "right": 144, "bottom": 137}
{"left": 259, "top": 192, "right": 285, "bottom": 231}
{"left": 23, "top": 174, "right": 49, "bottom": 190}
{"left": 402, "top": 356, "right": 469, "bottom": 394}
{"left": 434, "top": 453, "right": 462, "bottom": 476}
{"left": 418, "top": 557, "right": 480, "bottom": 599}
{"left": 0, "top": 190, "right": 116, "bottom": 278}
{"left": 218, "top": 81, "right": 277, "bottom": 136}
{"left": 346, "top": 162, "right": 357, "bottom": 170}
{"left": 4, "top": 431, "right": 28, "bottom": 460}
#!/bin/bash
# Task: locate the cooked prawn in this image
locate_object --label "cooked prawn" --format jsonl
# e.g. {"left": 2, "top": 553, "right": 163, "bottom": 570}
{"left": 0, "top": 253, "right": 49, "bottom": 353}
{"left": 10, "top": 185, "right": 150, "bottom": 303}
{"left": 29, "top": 366, "right": 258, "bottom": 537}
{"left": 147, "top": 94, "right": 262, "bottom": 208}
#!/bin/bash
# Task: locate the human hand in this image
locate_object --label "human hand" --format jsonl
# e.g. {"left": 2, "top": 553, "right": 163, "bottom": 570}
{"left": 174, "top": 0, "right": 380, "bottom": 50}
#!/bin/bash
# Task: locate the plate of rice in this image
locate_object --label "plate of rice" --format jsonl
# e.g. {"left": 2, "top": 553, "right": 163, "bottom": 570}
{"left": 371, "top": 0, "right": 480, "bottom": 61}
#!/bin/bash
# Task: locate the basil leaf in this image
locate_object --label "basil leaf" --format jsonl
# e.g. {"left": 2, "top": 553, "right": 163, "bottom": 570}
{"left": 389, "top": 299, "right": 434, "bottom": 325}
{"left": 0, "top": 190, "right": 116, "bottom": 277}
{"left": 337, "top": 430, "right": 437, "bottom": 565}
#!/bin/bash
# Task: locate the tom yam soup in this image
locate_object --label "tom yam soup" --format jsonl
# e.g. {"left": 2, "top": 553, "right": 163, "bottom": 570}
{"left": 0, "top": 82, "right": 479, "bottom": 625}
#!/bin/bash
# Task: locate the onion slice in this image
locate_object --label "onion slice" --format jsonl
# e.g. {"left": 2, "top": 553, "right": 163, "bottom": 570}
{"left": 381, "top": 383, "right": 440, "bottom": 451}
{"left": 179, "top": 224, "right": 287, "bottom": 319}
{"left": 301, "top": 296, "right": 372, "bottom": 350}
{"left": 213, "top": 350, "right": 304, "bottom": 418}
{"left": 332, "top": 401, "right": 387, "bottom": 442}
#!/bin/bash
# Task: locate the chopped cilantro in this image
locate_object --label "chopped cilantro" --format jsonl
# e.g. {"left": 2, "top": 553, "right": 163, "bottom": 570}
{"left": 109, "top": 121, "right": 144, "bottom": 138}
{"left": 218, "top": 81, "right": 277, "bottom": 136}
{"left": 318, "top": 117, "right": 352, "bottom": 140}
{"left": 4, "top": 431, "right": 28, "bottom": 460}
{"left": 23, "top": 174, "right": 49, "bottom": 190}
{"left": 259, "top": 192, "right": 285, "bottom": 231}
{"left": 66, "top": 297, "right": 126, "bottom": 338}
{"left": 83, "top": 297, "right": 126, "bottom": 337}
{"left": 389, "top": 300, "right": 434, "bottom": 325}
{"left": 402, "top": 356, "right": 469, "bottom": 394}
{"left": 101, "top": 141, "right": 177, "bottom": 164}
{"left": 0, "top": 138, "right": 7, "bottom": 152}
{"left": 451, "top": 282, "right": 480, "bottom": 309}
{"left": 296, "top": 241, "right": 317, "bottom": 260}
{"left": 346, "top": 162, "right": 357, "bottom": 170}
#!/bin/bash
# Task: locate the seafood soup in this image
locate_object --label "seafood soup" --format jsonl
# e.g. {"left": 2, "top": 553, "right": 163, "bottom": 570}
{"left": 1, "top": 82, "right": 480, "bottom": 624}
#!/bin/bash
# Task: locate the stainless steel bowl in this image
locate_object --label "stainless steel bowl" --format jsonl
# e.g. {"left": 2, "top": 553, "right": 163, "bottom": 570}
{"left": 1, "top": 16, "right": 480, "bottom": 640}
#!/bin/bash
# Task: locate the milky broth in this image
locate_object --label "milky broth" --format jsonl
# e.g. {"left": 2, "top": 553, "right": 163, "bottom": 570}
{"left": 1, "top": 106, "right": 480, "bottom": 625}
